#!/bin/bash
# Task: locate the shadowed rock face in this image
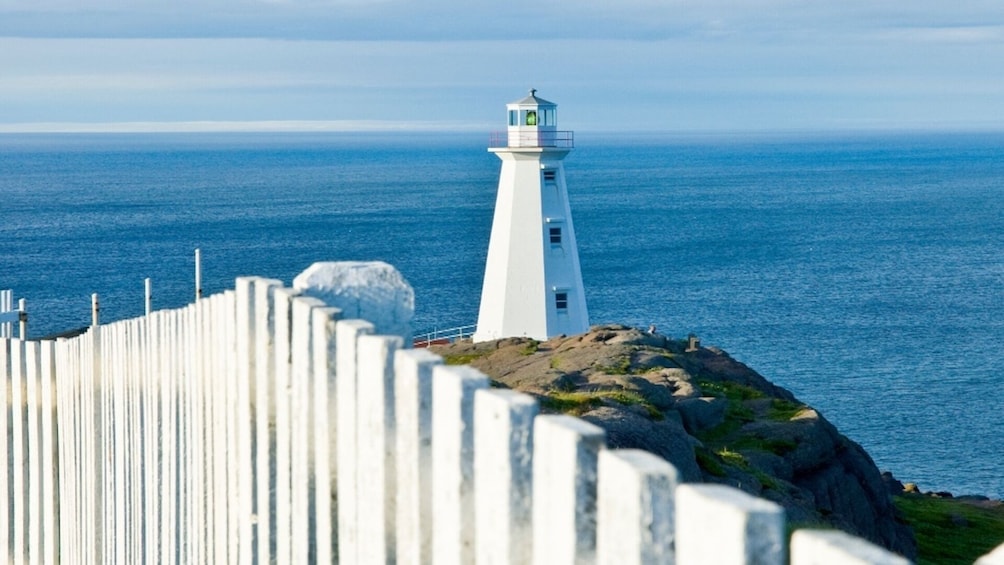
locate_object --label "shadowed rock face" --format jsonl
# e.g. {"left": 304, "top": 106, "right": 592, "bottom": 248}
{"left": 432, "top": 324, "right": 917, "bottom": 559}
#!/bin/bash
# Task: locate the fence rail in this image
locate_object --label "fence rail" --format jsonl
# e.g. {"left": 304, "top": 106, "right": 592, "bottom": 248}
{"left": 2, "top": 274, "right": 1000, "bottom": 564}
{"left": 413, "top": 324, "right": 476, "bottom": 348}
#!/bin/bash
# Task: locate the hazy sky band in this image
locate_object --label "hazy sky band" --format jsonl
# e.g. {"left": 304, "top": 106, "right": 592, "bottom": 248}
{"left": 2, "top": 1, "right": 1002, "bottom": 131}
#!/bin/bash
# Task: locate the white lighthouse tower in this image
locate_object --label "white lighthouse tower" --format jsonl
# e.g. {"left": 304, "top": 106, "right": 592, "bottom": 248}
{"left": 473, "top": 90, "right": 589, "bottom": 343}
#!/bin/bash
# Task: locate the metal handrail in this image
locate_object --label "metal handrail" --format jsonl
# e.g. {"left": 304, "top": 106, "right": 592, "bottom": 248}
{"left": 413, "top": 324, "right": 477, "bottom": 347}
{"left": 489, "top": 131, "right": 574, "bottom": 149}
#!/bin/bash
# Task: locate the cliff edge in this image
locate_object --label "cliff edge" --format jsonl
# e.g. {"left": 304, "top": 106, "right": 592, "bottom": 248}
{"left": 432, "top": 324, "right": 917, "bottom": 559}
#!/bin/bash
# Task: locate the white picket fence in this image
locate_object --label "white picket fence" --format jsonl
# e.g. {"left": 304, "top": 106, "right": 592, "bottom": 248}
{"left": 3, "top": 275, "right": 1002, "bottom": 564}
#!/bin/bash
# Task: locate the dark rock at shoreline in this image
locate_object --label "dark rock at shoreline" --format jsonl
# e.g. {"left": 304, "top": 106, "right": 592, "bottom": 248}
{"left": 433, "top": 324, "right": 917, "bottom": 559}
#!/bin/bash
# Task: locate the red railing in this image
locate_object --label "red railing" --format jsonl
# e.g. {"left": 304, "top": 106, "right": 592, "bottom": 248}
{"left": 489, "top": 131, "right": 574, "bottom": 149}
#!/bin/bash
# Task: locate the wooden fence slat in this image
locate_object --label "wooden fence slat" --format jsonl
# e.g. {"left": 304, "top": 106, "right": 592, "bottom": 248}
{"left": 335, "top": 318, "right": 375, "bottom": 565}
{"left": 675, "top": 483, "right": 785, "bottom": 565}
{"left": 310, "top": 306, "right": 341, "bottom": 565}
{"left": 25, "top": 341, "right": 42, "bottom": 565}
{"left": 474, "top": 389, "right": 538, "bottom": 565}
{"left": 12, "top": 339, "right": 27, "bottom": 565}
{"left": 596, "top": 449, "right": 678, "bottom": 565}
{"left": 431, "top": 365, "right": 489, "bottom": 565}
{"left": 272, "top": 287, "right": 300, "bottom": 565}
{"left": 289, "top": 295, "right": 325, "bottom": 565}
{"left": 252, "top": 278, "right": 283, "bottom": 564}
{"left": 234, "top": 278, "right": 256, "bottom": 565}
{"left": 356, "top": 334, "right": 404, "bottom": 564}
{"left": 790, "top": 530, "right": 909, "bottom": 565}
{"left": 1, "top": 339, "right": 10, "bottom": 563}
{"left": 394, "top": 348, "right": 442, "bottom": 565}
{"left": 39, "top": 340, "right": 61, "bottom": 564}
{"left": 531, "top": 414, "right": 606, "bottom": 565}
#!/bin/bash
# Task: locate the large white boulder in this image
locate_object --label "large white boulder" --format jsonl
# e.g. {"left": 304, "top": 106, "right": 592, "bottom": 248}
{"left": 293, "top": 261, "right": 414, "bottom": 342}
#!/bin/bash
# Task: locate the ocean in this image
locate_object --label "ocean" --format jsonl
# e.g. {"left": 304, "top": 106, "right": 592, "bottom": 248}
{"left": 1, "top": 130, "right": 1002, "bottom": 498}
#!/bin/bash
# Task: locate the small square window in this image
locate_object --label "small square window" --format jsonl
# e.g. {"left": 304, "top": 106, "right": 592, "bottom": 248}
{"left": 555, "top": 292, "right": 568, "bottom": 311}
{"left": 543, "top": 170, "right": 556, "bottom": 182}
{"left": 549, "top": 227, "right": 562, "bottom": 245}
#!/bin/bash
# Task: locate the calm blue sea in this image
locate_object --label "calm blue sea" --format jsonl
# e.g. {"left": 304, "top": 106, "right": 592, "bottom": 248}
{"left": 2, "top": 131, "right": 1002, "bottom": 498}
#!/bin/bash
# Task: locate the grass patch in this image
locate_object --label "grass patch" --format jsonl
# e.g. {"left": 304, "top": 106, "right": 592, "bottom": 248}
{"left": 695, "top": 446, "right": 726, "bottom": 477}
{"left": 442, "top": 351, "right": 490, "bottom": 365}
{"left": 540, "top": 390, "right": 662, "bottom": 419}
{"left": 519, "top": 340, "right": 539, "bottom": 356}
{"left": 895, "top": 494, "right": 1004, "bottom": 565}
{"left": 732, "top": 435, "right": 798, "bottom": 456}
{"left": 595, "top": 356, "right": 632, "bottom": 375}
{"left": 768, "top": 398, "right": 807, "bottom": 421}
{"left": 695, "top": 446, "right": 782, "bottom": 491}
{"left": 697, "top": 379, "right": 765, "bottom": 402}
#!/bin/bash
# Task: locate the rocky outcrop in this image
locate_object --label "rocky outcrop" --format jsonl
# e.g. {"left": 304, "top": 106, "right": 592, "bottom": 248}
{"left": 432, "top": 324, "right": 917, "bottom": 559}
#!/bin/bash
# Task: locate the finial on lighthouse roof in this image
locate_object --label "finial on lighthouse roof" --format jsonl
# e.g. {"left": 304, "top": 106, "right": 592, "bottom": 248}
{"left": 511, "top": 89, "right": 555, "bottom": 107}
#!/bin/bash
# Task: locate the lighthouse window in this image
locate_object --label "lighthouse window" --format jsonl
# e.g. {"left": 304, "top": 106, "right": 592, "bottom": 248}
{"left": 555, "top": 292, "right": 568, "bottom": 311}
{"left": 543, "top": 170, "right": 557, "bottom": 182}
{"left": 509, "top": 110, "right": 518, "bottom": 126}
{"left": 525, "top": 110, "right": 537, "bottom": 126}
{"left": 541, "top": 108, "right": 556, "bottom": 126}
{"left": 549, "top": 227, "right": 562, "bottom": 245}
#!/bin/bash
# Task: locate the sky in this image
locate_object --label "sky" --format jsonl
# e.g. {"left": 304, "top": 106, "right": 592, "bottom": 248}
{"left": 1, "top": 0, "right": 1003, "bottom": 133}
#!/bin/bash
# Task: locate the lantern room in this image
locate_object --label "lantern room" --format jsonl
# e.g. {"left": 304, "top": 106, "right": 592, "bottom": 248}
{"left": 505, "top": 88, "right": 559, "bottom": 148}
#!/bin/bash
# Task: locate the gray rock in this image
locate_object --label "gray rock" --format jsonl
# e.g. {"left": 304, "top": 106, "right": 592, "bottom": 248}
{"left": 677, "top": 397, "right": 728, "bottom": 434}
{"left": 581, "top": 406, "right": 703, "bottom": 482}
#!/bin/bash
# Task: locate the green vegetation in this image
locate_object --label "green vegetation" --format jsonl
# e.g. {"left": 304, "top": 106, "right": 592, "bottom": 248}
{"left": 768, "top": 398, "right": 808, "bottom": 421}
{"left": 895, "top": 494, "right": 1004, "bottom": 565}
{"left": 594, "top": 356, "right": 632, "bottom": 375}
{"left": 519, "top": 340, "right": 539, "bottom": 356}
{"left": 697, "top": 378, "right": 765, "bottom": 401}
{"left": 694, "top": 445, "right": 726, "bottom": 477}
{"left": 692, "top": 445, "right": 781, "bottom": 491}
{"left": 442, "top": 351, "right": 490, "bottom": 365}
{"left": 733, "top": 435, "right": 797, "bottom": 456}
{"left": 539, "top": 389, "right": 662, "bottom": 420}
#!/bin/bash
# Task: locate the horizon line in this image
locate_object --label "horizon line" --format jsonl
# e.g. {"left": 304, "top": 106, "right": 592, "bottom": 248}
{"left": 1, "top": 120, "right": 1003, "bottom": 137}
{"left": 0, "top": 120, "right": 494, "bottom": 134}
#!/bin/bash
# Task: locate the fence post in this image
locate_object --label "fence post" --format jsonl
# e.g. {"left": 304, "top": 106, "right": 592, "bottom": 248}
{"left": 431, "top": 365, "right": 489, "bottom": 565}
{"left": 195, "top": 248, "right": 202, "bottom": 301}
{"left": 474, "top": 389, "right": 538, "bottom": 565}
{"left": 18, "top": 299, "right": 27, "bottom": 340}
{"left": 532, "top": 415, "right": 606, "bottom": 565}
{"left": 335, "top": 319, "right": 375, "bottom": 565}
{"left": 394, "top": 349, "right": 443, "bottom": 565}
{"left": 356, "top": 334, "right": 404, "bottom": 563}
{"left": 1, "top": 289, "right": 11, "bottom": 337}
{"left": 675, "top": 484, "right": 785, "bottom": 564}
{"left": 596, "top": 449, "right": 679, "bottom": 565}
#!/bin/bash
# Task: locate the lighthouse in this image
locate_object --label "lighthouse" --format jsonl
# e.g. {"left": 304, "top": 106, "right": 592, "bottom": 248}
{"left": 473, "top": 90, "right": 589, "bottom": 343}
